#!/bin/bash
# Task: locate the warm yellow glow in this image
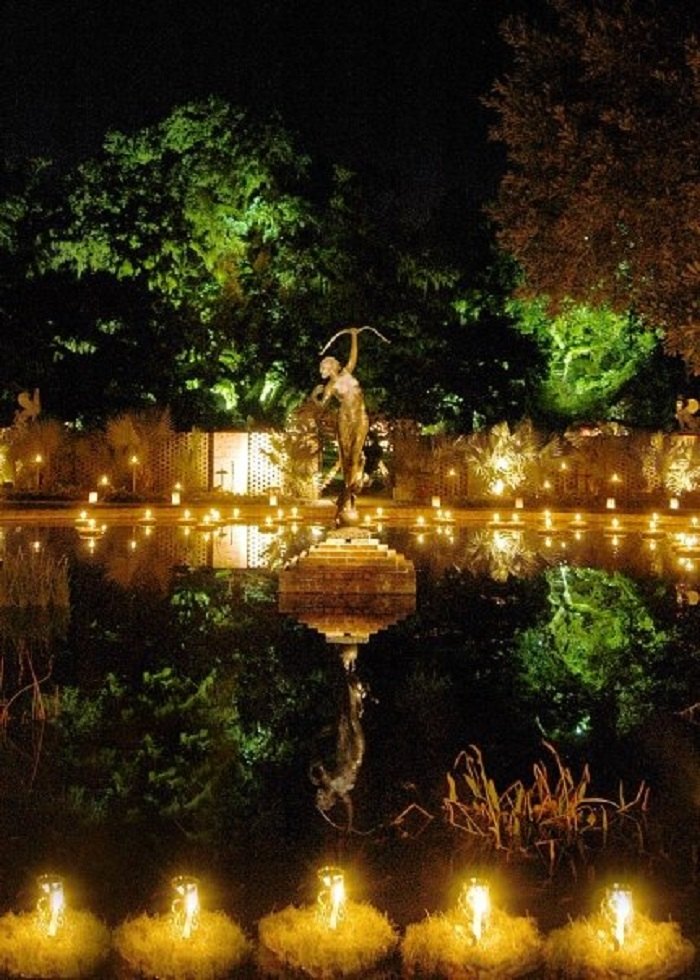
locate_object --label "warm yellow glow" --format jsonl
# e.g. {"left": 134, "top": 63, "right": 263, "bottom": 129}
{"left": 543, "top": 510, "right": 553, "bottom": 530}
{"left": 171, "top": 876, "right": 200, "bottom": 940}
{"left": 232, "top": 507, "right": 240, "bottom": 519}
{"left": 432, "top": 496, "right": 441, "bottom": 508}
{"left": 34, "top": 454, "right": 43, "bottom": 465}
{"left": 604, "top": 884, "right": 633, "bottom": 949}
{"left": 317, "top": 867, "right": 346, "bottom": 931}
{"left": 458, "top": 878, "right": 490, "bottom": 944}
{"left": 99, "top": 474, "right": 110, "bottom": 486}
{"left": 542, "top": 480, "right": 552, "bottom": 490}
{"left": 610, "top": 472, "right": 622, "bottom": 484}
{"left": 291, "top": 506, "right": 299, "bottom": 519}
{"left": 515, "top": 497, "right": 524, "bottom": 509}
{"left": 416, "top": 515, "right": 425, "bottom": 526}
{"left": 130, "top": 455, "right": 139, "bottom": 465}
{"left": 376, "top": 506, "right": 384, "bottom": 517}
{"left": 670, "top": 497, "right": 680, "bottom": 510}
{"left": 37, "top": 875, "right": 65, "bottom": 938}
{"left": 269, "top": 493, "right": 278, "bottom": 507}
{"left": 492, "top": 479, "right": 505, "bottom": 496}
{"left": 606, "top": 497, "right": 616, "bottom": 510}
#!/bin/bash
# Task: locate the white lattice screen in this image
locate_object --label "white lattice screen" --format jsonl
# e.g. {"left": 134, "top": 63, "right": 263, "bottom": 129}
{"left": 247, "top": 432, "right": 282, "bottom": 495}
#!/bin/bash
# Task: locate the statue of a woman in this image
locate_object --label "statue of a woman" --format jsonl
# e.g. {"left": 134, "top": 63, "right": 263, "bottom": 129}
{"left": 313, "top": 327, "right": 374, "bottom": 525}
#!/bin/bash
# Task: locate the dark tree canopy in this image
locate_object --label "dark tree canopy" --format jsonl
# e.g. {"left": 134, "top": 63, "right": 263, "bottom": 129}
{"left": 487, "top": 0, "right": 700, "bottom": 369}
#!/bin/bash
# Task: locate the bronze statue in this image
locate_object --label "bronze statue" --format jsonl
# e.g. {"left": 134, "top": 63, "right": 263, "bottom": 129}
{"left": 313, "top": 326, "right": 388, "bottom": 525}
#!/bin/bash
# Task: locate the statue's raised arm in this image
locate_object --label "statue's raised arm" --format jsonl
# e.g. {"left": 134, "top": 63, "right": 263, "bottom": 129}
{"left": 315, "top": 326, "right": 389, "bottom": 527}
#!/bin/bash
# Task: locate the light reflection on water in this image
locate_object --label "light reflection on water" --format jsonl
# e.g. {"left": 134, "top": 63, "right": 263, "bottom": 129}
{"left": 1, "top": 521, "right": 697, "bottom": 597}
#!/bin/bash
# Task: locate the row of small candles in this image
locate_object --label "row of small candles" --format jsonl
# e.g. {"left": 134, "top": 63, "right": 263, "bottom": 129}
{"left": 1, "top": 871, "right": 693, "bottom": 980}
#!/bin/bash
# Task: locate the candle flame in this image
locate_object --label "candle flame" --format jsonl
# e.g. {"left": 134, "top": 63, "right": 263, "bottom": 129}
{"left": 459, "top": 878, "right": 490, "bottom": 944}
{"left": 317, "top": 866, "right": 346, "bottom": 931}
{"left": 37, "top": 875, "right": 65, "bottom": 937}
{"left": 172, "top": 876, "right": 200, "bottom": 940}
{"left": 604, "top": 884, "right": 633, "bottom": 949}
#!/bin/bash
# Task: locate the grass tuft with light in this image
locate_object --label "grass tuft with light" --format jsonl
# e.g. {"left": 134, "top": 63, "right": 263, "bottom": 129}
{"left": 258, "top": 900, "right": 398, "bottom": 977}
{"left": 544, "top": 911, "right": 695, "bottom": 978}
{"left": 0, "top": 908, "right": 110, "bottom": 978}
{"left": 113, "top": 909, "right": 249, "bottom": 979}
{"left": 402, "top": 906, "right": 543, "bottom": 978}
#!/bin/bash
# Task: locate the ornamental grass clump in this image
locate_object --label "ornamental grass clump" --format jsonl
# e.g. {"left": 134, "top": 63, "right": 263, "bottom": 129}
{"left": 258, "top": 901, "right": 398, "bottom": 977}
{"left": 402, "top": 906, "right": 543, "bottom": 979}
{"left": 0, "top": 908, "right": 110, "bottom": 978}
{"left": 113, "top": 910, "right": 249, "bottom": 979}
{"left": 544, "top": 911, "right": 695, "bottom": 979}
{"left": 443, "top": 742, "right": 648, "bottom": 878}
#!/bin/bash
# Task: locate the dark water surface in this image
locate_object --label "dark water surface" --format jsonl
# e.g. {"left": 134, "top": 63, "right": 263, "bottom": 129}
{"left": 0, "top": 519, "right": 699, "bottom": 966}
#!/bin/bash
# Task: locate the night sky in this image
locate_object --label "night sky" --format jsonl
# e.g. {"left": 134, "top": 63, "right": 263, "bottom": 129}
{"left": 2, "top": 0, "right": 527, "bottom": 212}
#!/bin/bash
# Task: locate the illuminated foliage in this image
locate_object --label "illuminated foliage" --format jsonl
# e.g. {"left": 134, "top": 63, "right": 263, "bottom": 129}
{"left": 487, "top": 0, "right": 700, "bottom": 368}
{"left": 515, "top": 567, "right": 674, "bottom": 738}
{"left": 508, "top": 296, "right": 660, "bottom": 420}
{"left": 465, "top": 418, "right": 559, "bottom": 496}
{"left": 54, "top": 566, "right": 332, "bottom": 836}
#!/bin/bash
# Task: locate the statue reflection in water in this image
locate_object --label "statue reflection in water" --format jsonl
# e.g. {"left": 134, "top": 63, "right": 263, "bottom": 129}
{"left": 309, "top": 644, "right": 369, "bottom": 832}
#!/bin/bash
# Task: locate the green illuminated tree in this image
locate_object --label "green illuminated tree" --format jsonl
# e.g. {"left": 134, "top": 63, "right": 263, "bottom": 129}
{"left": 38, "top": 98, "right": 321, "bottom": 425}
{"left": 34, "top": 99, "right": 490, "bottom": 428}
{"left": 508, "top": 296, "right": 660, "bottom": 420}
{"left": 487, "top": 0, "right": 700, "bottom": 368}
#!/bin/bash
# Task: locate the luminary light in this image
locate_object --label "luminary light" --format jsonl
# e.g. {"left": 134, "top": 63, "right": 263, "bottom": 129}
{"left": 670, "top": 498, "right": 680, "bottom": 510}
{"left": 171, "top": 876, "right": 200, "bottom": 940}
{"left": 317, "top": 866, "right": 346, "bottom": 931}
{"left": 515, "top": 497, "right": 524, "bottom": 509}
{"left": 603, "top": 884, "right": 633, "bottom": 949}
{"left": 37, "top": 875, "right": 65, "bottom": 938}
{"left": 492, "top": 479, "right": 505, "bottom": 496}
{"left": 606, "top": 498, "right": 616, "bottom": 510}
{"left": 269, "top": 493, "right": 278, "bottom": 507}
{"left": 431, "top": 496, "right": 441, "bottom": 509}
{"left": 88, "top": 491, "right": 98, "bottom": 504}
{"left": 171, "top": 491, "right": 181, "bottom": 506}
{"left": 459, "top": 878, "right": 490, "bottom": 944}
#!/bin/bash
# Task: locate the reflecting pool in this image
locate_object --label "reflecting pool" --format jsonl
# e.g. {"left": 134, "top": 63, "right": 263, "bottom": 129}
{"left": 0, "top": 518, "right": 698, "bottom": 958}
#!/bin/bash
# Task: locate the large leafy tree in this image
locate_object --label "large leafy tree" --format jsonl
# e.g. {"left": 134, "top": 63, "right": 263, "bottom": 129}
{"left": 34, "top": 99, "right": 485, "bottom": 427}
{"left": 37, "top": 98, "right": 326, "bottom": 425}
{"left": 487, "top": 0, "right": 700, "bottom": 368}
{"left": 508, "top": 296, "right": 661, "bottom": 420}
